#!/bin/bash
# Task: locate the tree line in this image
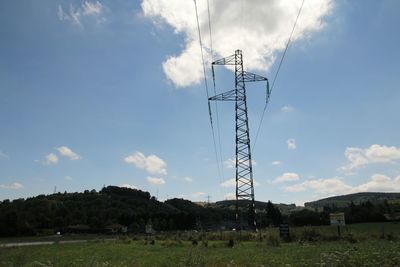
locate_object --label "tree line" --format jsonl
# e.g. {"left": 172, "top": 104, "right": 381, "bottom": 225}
{"left": 0, "top": 186, "right": 398, "bottom": 237}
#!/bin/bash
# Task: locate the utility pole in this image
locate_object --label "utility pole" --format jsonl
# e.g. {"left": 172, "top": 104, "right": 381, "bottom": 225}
{"left": 209, "top": 49, "right": 270, "bottom": 232}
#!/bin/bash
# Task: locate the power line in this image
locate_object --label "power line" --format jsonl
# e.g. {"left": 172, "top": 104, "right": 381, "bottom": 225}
{"left": 206, "top": 0, "right": 226, "bottom": 194}
{"left": 206, "top": 0, "right": 213, "bottom": 59}
{"left": 194, "top": 0, "right": 223, "bottom": 187}
{"left": 252, "top": 0, "right": 305, "bottom": 152}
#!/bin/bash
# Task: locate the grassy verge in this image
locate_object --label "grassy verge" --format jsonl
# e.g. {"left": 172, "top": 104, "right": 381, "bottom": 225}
{"left": 0, "top": 238, "right": 399, "bottom": 266}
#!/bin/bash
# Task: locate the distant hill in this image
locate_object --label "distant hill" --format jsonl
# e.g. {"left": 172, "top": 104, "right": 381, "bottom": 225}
{"left": 214, "top": 200, "right": 300, "bottom": 215}
{"left": 305, "top": 192, "right": 400, "bottom": 209}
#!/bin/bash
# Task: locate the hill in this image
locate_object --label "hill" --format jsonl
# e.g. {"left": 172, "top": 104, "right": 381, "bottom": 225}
{"left": 0, "top": 186, "right": 237, "bottom": 237}
{"left": 305, "top": 192, "right": 400, "bottom": 209}
{"left": 214, "top": 200, "right": 300, "bottom": 215}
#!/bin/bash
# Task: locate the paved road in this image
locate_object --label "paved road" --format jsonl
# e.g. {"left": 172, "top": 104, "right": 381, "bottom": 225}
{"left": 0, "top": 239, "right": 115, "bottom": 248}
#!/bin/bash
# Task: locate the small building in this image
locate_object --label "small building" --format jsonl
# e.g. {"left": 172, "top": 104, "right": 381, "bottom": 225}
{"left": 105, "top": 224, "right": 128, "bottom": 234}
{"left": 384, "top": 212, "right": 400, "bottom": 221}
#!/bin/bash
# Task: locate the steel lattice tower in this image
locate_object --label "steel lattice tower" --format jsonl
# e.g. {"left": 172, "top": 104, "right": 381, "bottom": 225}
{"left": 209, "top": 50, "right": 269, "bottom": 231}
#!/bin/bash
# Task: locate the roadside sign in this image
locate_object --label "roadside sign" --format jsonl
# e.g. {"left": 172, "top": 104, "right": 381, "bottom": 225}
{"left": 330, "top": 212, "right": 345, "bottom": 226}
{"left": 279, "top": 223, "right": 290, "bottom": 239}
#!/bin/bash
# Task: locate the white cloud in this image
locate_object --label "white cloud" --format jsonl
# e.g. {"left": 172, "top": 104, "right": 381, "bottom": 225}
{"left": 147, "top": 176, "right": 166, "bottom": 185}
{"left": 284, "top": 177, "right": 353, "bottom": 196}
{"left": 272, "top": 161, "right": 282, "bottom": 166}
{"left": 224, "top": 192, "right": 236, "bottom": 200}
{"left": 0, "top": 151, "right": 9, "bottom": 159}
{"left": 57, "top": 146, "right": 81, "bottom": 160}
{"left": 287, "top": 139, "right": 296, "bottom": 150}
{"left": 65, "top": 176, "right": 73, "bottom": 181}
{"left": 357, "top": 174, "right": 400, "bottom": 192}
{"left": 221, "top": 178, "right": 236, "bottom": 188}
{"left": 281, "top": 105, "right": 294, "bottom": 113}
{"left": 82, "top": 1, "right": 103, "bottom": 15}
{"left": 58, "top": 1, "right": 105, "bottom": 27}
{"left": 220, "top": 178, "right": 259, "bottom": 188}
{"left": 284, "top": 174, "right": 400, "bottom": 198}
{"left": 142, "top": 0, "right": 333, "bottom": 87}
{"left": 340, "top": 144, "right": 400, "bottom": 171}
{"left": 191, "top": 192, "right": 206, "bottom": 198}
{"left": 0, "top": 182, "right": 23, "bottom": 190}
{"left": 120, "top": 183, "right": 138, "bottom": 189}
{"left": 179, "top": 191, "right": 207, "bottom": 200}
{"left": 124, "top": 151, "right": 167, "bottom": 175}
{"left": 36, "top": 153, "right": 59, "bottom": 165}
{"left": 273, "top": 172, "right": 299, "bottom": 183}
{"left": 183, "top": 176, "right": 193, "bottom": 182}
{"left": 224, "top": 157, "right": 256, "bottom": 169}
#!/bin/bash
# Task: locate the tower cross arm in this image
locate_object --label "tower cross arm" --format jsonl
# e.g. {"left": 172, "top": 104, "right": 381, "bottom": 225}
{"left": 208, "top": 89, "right": 244, "bottom": 101}
{"left": 241, "top": 71, "right": 268, "bottom": 82}
{"left": 212, "top": 54, "right": 236, "bottom": 65}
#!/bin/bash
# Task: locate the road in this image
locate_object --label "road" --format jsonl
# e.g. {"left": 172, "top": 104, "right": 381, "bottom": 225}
{"left": 0, "top": 239, "right": 115, "bottom": 248}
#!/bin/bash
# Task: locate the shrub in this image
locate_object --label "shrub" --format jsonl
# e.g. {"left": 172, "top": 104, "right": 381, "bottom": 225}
{"left": 344, "top": 233, "right": 357, "bottom": 243}
{"left": 266, "top": 234, "right": 280, "bottom": 247}
{"left": 300, "top": 228, "right": 321, "bottom": 242}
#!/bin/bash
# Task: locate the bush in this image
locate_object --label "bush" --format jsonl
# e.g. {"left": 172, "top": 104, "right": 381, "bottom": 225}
{"left": 386, "top": 232, "right": 397, "bottom": 241}
{"left": 344, "top": 233, "right": 357, "bottom": 243}
{"left": 266, "top": 234, "right": 280, "bottom": 247}
{"left": 300, "top": 228, "right": 321, "bottom": 242}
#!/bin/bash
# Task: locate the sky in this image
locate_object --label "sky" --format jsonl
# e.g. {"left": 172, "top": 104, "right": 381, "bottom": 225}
{"left": 1, "top": 0, "right": 400, "bottom": 206}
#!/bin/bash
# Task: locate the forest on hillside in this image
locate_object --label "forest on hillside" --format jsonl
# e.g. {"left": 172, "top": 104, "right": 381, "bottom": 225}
{"left": 0, "top": 186, "right": 399, "bottom": 237}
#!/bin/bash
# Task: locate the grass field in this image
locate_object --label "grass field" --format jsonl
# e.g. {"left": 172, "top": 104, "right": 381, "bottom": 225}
{"left": 0, "top": 222, "right": 399, "bottom": 267}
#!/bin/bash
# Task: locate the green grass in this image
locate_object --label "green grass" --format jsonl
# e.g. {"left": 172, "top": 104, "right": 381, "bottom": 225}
{"left": 1, "top": 239, "right": 400, "bottom": 267}
{"left": 1, "top": 222, "right": 400, "bottom": 267}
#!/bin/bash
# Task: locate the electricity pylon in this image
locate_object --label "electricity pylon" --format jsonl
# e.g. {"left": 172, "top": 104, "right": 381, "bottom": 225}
{"left": 209, "top": 49, "right": 270, "bottom": 231}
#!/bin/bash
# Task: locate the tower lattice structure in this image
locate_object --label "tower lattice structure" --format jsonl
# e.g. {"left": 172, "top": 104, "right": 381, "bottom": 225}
{"left": 209, "top": 50, "right": 269, "bottom": 231}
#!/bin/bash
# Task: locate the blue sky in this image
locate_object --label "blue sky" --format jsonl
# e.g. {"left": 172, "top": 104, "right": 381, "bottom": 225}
{"left": 1, "top": 0, "right": 400, "bottom": 205}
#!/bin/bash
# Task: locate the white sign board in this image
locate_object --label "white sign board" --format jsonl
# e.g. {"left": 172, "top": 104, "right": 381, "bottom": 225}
{"left": 330, "top": 212, "right": 345, "bottom": 226}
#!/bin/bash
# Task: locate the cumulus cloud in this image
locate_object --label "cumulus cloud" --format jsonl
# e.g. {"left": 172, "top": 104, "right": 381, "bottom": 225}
{"left": 57, "top": 146, "right": 81, "bottom": 160}
{"left": 224, "top": 192, "right": 236, "bottom": 200}
{"left": 142, "top": 0, "right": 333, "bottom": 87}
{"left": 224, "top": 157, "right": 256, "bottom": 169}
{"left": 125, "top": 151, "right": 167, "bottom": 175}
{"left": 58, "top": 1, "right": 105, "bottom": 27}
{"left": 272, "top": 161, "right": 282, "bottom": 166}
{"left": 179, "top": 191, "right": 206, "bottom": 200}
{"left": 147, "top": 176, "right": 166, "bottom": 185}
{"left": 273, "top": 172, "right": 299, "bottom": 183}
{"left": 340, "top": 144, "right": 400, "bottom": 171}
{"left": 220, "top": 178, "right": 259, "bottom": 188}
{"left": 120, "top": 183, "right": 138, "bottom": 189}
{"left": 357, "top": 174, "right": 400, "bottom": 192}
{"left": 0, "top": 182, "right": 23, "bottom": 190}
{"left": 281, "top": 105, "right": 294, "bottom": 113}
{"left": 284, "top": 174, "right": 400, "bottom": 197}
{"left": 287, "top": 138, "right": 296, "bottom": 150}
{"left": 36, "top": 153, "right": 59, "bottom": 165}
{"left": 285, "top": 177, "right": 353, "bottom": 195}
